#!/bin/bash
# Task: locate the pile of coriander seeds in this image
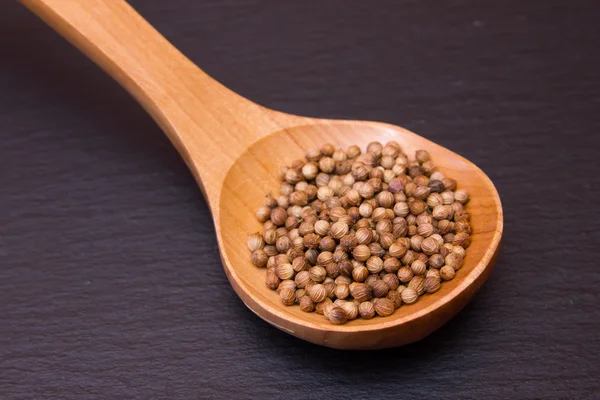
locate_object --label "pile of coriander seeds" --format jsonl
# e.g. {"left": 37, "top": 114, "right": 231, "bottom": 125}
{"left": 247, "top": 141, "right": 472, "bottom": 325}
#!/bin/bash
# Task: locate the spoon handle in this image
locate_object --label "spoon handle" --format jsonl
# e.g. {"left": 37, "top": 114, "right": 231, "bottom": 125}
{"left": 22, "top": 0, "right": 292, "bottom": 204}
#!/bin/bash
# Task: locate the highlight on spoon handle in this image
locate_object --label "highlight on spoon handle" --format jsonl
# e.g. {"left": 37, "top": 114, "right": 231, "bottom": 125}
{"left": 21, "top": 0, "right": 283, "bottom": 205}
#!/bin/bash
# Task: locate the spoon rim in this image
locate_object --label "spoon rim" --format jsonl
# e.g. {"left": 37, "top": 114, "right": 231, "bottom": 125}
{"left": 219, "top": 119, "right": 503, "bottom": 334}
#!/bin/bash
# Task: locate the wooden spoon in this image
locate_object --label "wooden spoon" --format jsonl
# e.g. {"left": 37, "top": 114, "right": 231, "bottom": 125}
{"left": 23, "top": 0, "right": 503, "bottom": 349}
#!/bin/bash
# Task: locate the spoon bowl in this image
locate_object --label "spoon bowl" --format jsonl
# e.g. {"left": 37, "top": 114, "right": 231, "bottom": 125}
{"left": 24, "top": 0, "right": 503, "bottom": 349}
{"left": 221, "top": 121, "right": 502, "bottom": 348}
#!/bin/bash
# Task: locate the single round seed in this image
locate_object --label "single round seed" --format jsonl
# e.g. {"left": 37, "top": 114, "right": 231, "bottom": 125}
{"left": 316, "top": 251, "right": 334, "bottom": 266}
{"left": 411, "top": 260, "right": 427, "bottom": 276}
{"left": 389, "top": 242, "right": 408, "bottom": 258}
{"left": 365, "top": 256, "right": 383, "bottom": 274}
{"left": 314, "top": 220, "right": 330, "bottom": 236}
{"left": 318, "top": 236, "right": 335, "bottom": 252}
{"left": 263, "top": 229, "right": 277, "bottom": 245}
{"left": 329, "top": 221, "right": 349, "bottom": 239}
{"left": 251, "top": 250, "right": 268, "bottom": 267}
{"left": 421, "top": 237, "right": 439, "bottom": 255}
{"left": 383, "top": 257, "right": 400, "bottom": 273}
{"left": 320, "top": 143, "right": 335, "bottom": 156}
{"left": 415, "top": 149, "right": 430, "bottom": 163}
{"left": 401, "top": 287, "right": 418, "bottom": 304}
{"left": 352, "top": 244, "right": 371, "bottom": 262}
{"left": 430, "top": 233, "right": 444, "bottom": 248}
{"left": 368, "top": 242, "right": 385, "bottom": 258}
{"left": 340, "top": 301, "right": 358, "bottom": 320}
{"left": 309, "top": 266, "right": 326, "bottom": 282}
{"left": 413, "top": 186, "right": 431, "bottom": 201}
{"left": 417, "top": 224, "right": 435, "bottom": 238}
{"left": 256, "top": 206, "right": 271, "bottom": 223}
{"left": 424, "top": 276, "right": 441, "bottom": 293}
{"left": 352, "top": 265, "right": 369, "bottom": 282}
{"left": 327, "top": 306, "right": 348, "bottom": 325}
{"left": 275, "top": 263, "right": 294, "bottom": 280}
{"left": 440, "top": 265, "right": 456, "bottom": 281}
{"left": 397, "top": 266, "right": 414, "bottom": 283}
{"left": 374, "top": 298, "right": 395, "bottom": 317}
{"left": 408, "top": 276, "right": 426, "bottom": 295}
{"left": 445, "top": 252, "right": 464, "bottom": 270}
{"left": 349, "top": 282, "right": 372, "bottom": 302}
{"left": 428, "top": 254, "right": 444, "bottom": 269}
{"left": 358, "top": 301, "right": 376, "bottom": 319}
{"left": 247, "top": 233, "right": 265, "bottom": 252}
{"left": 371, "top": 279, "right": 389, "bottom": 298}
{"left": 279, "top": 288, "right": 296, "bottom": 306}
{"left": 359, "top": 183, "right": 375, "bottom": 199}
{"left": 264, "top": 245, "right": 278, "bottom": 257}
{"left": 299, "top": 296, "right": 315, "bottom": 312}
{"left": 454, "top": 189, "right": 470, "bottom": 204}
{"left": 265, "top": 269, "right": 281, "bottom": 290}
{"left": 325, "top": 262, "right": 340, "bottom": 279}
{"left": 294, "top": 270, "right": 311, "bottom": 287}
{"left": 276, "top": 236, "right": 292, "bottom": 253}
{"left": 308, "top": 284, "right": 327, "bottom": 303}
{"left": 335, "top": 283, "right": 350, "bottom": 300}
{"left": 376, "top": 219, "right": 392, "bottom": 235}
{"left": 380, "top": 155, "right": 395, "bottom": 169}
{"left": 346, "top": 145, "right": 361, "bottom": 158}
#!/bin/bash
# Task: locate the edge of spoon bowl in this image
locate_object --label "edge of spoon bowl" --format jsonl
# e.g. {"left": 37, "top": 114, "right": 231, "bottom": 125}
{"left": 217, "top": 118, "right": 503, "bottom": 349}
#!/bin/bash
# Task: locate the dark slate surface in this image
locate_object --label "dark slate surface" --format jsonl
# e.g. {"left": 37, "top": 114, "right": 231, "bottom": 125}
{"left": 1, "top": 1, "right": 599, "bottom": 399}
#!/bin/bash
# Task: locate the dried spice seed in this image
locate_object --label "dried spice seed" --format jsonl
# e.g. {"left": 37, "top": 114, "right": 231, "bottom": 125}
{"left": 401, "top": 287, "right": 418, "bottom": 304}
{"left": 440, "top": 265, "right": 456, "bottom": 281}
{"left": 358, "top": 301, "right": 376, "bottom": 319}
{"left": 248, "top": 143, "right": 472, "bottom": 324}
{"left": 424, "top": 276, "right": 441, "bottom": 293}
{"left": 299, "top": 296, "right": 315, "bottom": 312}
{"left": 374, "top": 298, "right": 395, "bottom": 317}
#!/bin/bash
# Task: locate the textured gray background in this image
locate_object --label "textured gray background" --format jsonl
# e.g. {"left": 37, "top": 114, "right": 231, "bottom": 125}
{"left": 1, "top": 1, "right": 599, "bottom": 399}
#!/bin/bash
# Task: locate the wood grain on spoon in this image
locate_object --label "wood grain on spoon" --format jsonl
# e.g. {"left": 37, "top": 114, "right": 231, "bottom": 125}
{"left": 23, "top": 0, "right": 503, "bottom": 349}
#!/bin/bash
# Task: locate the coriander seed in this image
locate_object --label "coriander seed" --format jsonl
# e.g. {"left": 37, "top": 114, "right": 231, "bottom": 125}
{"left": 445, "top": 253, "right": 464, "bottom": 270}
{"left": 308, "top": 284, "right": 327, "bottom": 303}
{"left": 299, "top": 295, "right": 315, "bottom": 312}
{"left": 349, "top": 282, "right": 372, "bottom": 302}
{"left": 397, "top": 266, "right": 414, "bottom": 283}
{"left": 358, "top": 301, "right": 376, "bottom": 319}
{"left": 401, "top": 287, "right": 418, "bottom": 304}
{"left": 249, "top": 141, "right": 473, "bottom": 324}
{"left": 440, "top": 265, "right": 456, "bottom": 281}
{"left": 352, "top": 265, "right": 369, "bottom": 282}
{"left": 251, "top": 250, "right": 268, "bottom": 267}
{"left": 327, "top": 306, "right": 348, "bottom": 325}
{"left": 352, "top": 244, "right": 371, "bottom": 262}
{"left": 340, "top": 301, "right": 359, "bottom": 320}
{"left": 424, "top": 276, "right": 441, "bottom": 293}
{"left": 335, "top": 284, "right": 350, "bottom": 300}
{"left": 279, "top": 288, "right": 296, "bottom": 306}
{"left": 371, "top": 279, "right": 389, "bottom": 298}
{"left": 411, "top": 260, "right": 427, "bottom": 276}
{"left": 374, "top": 298, "right": 395, "bottom": 317}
